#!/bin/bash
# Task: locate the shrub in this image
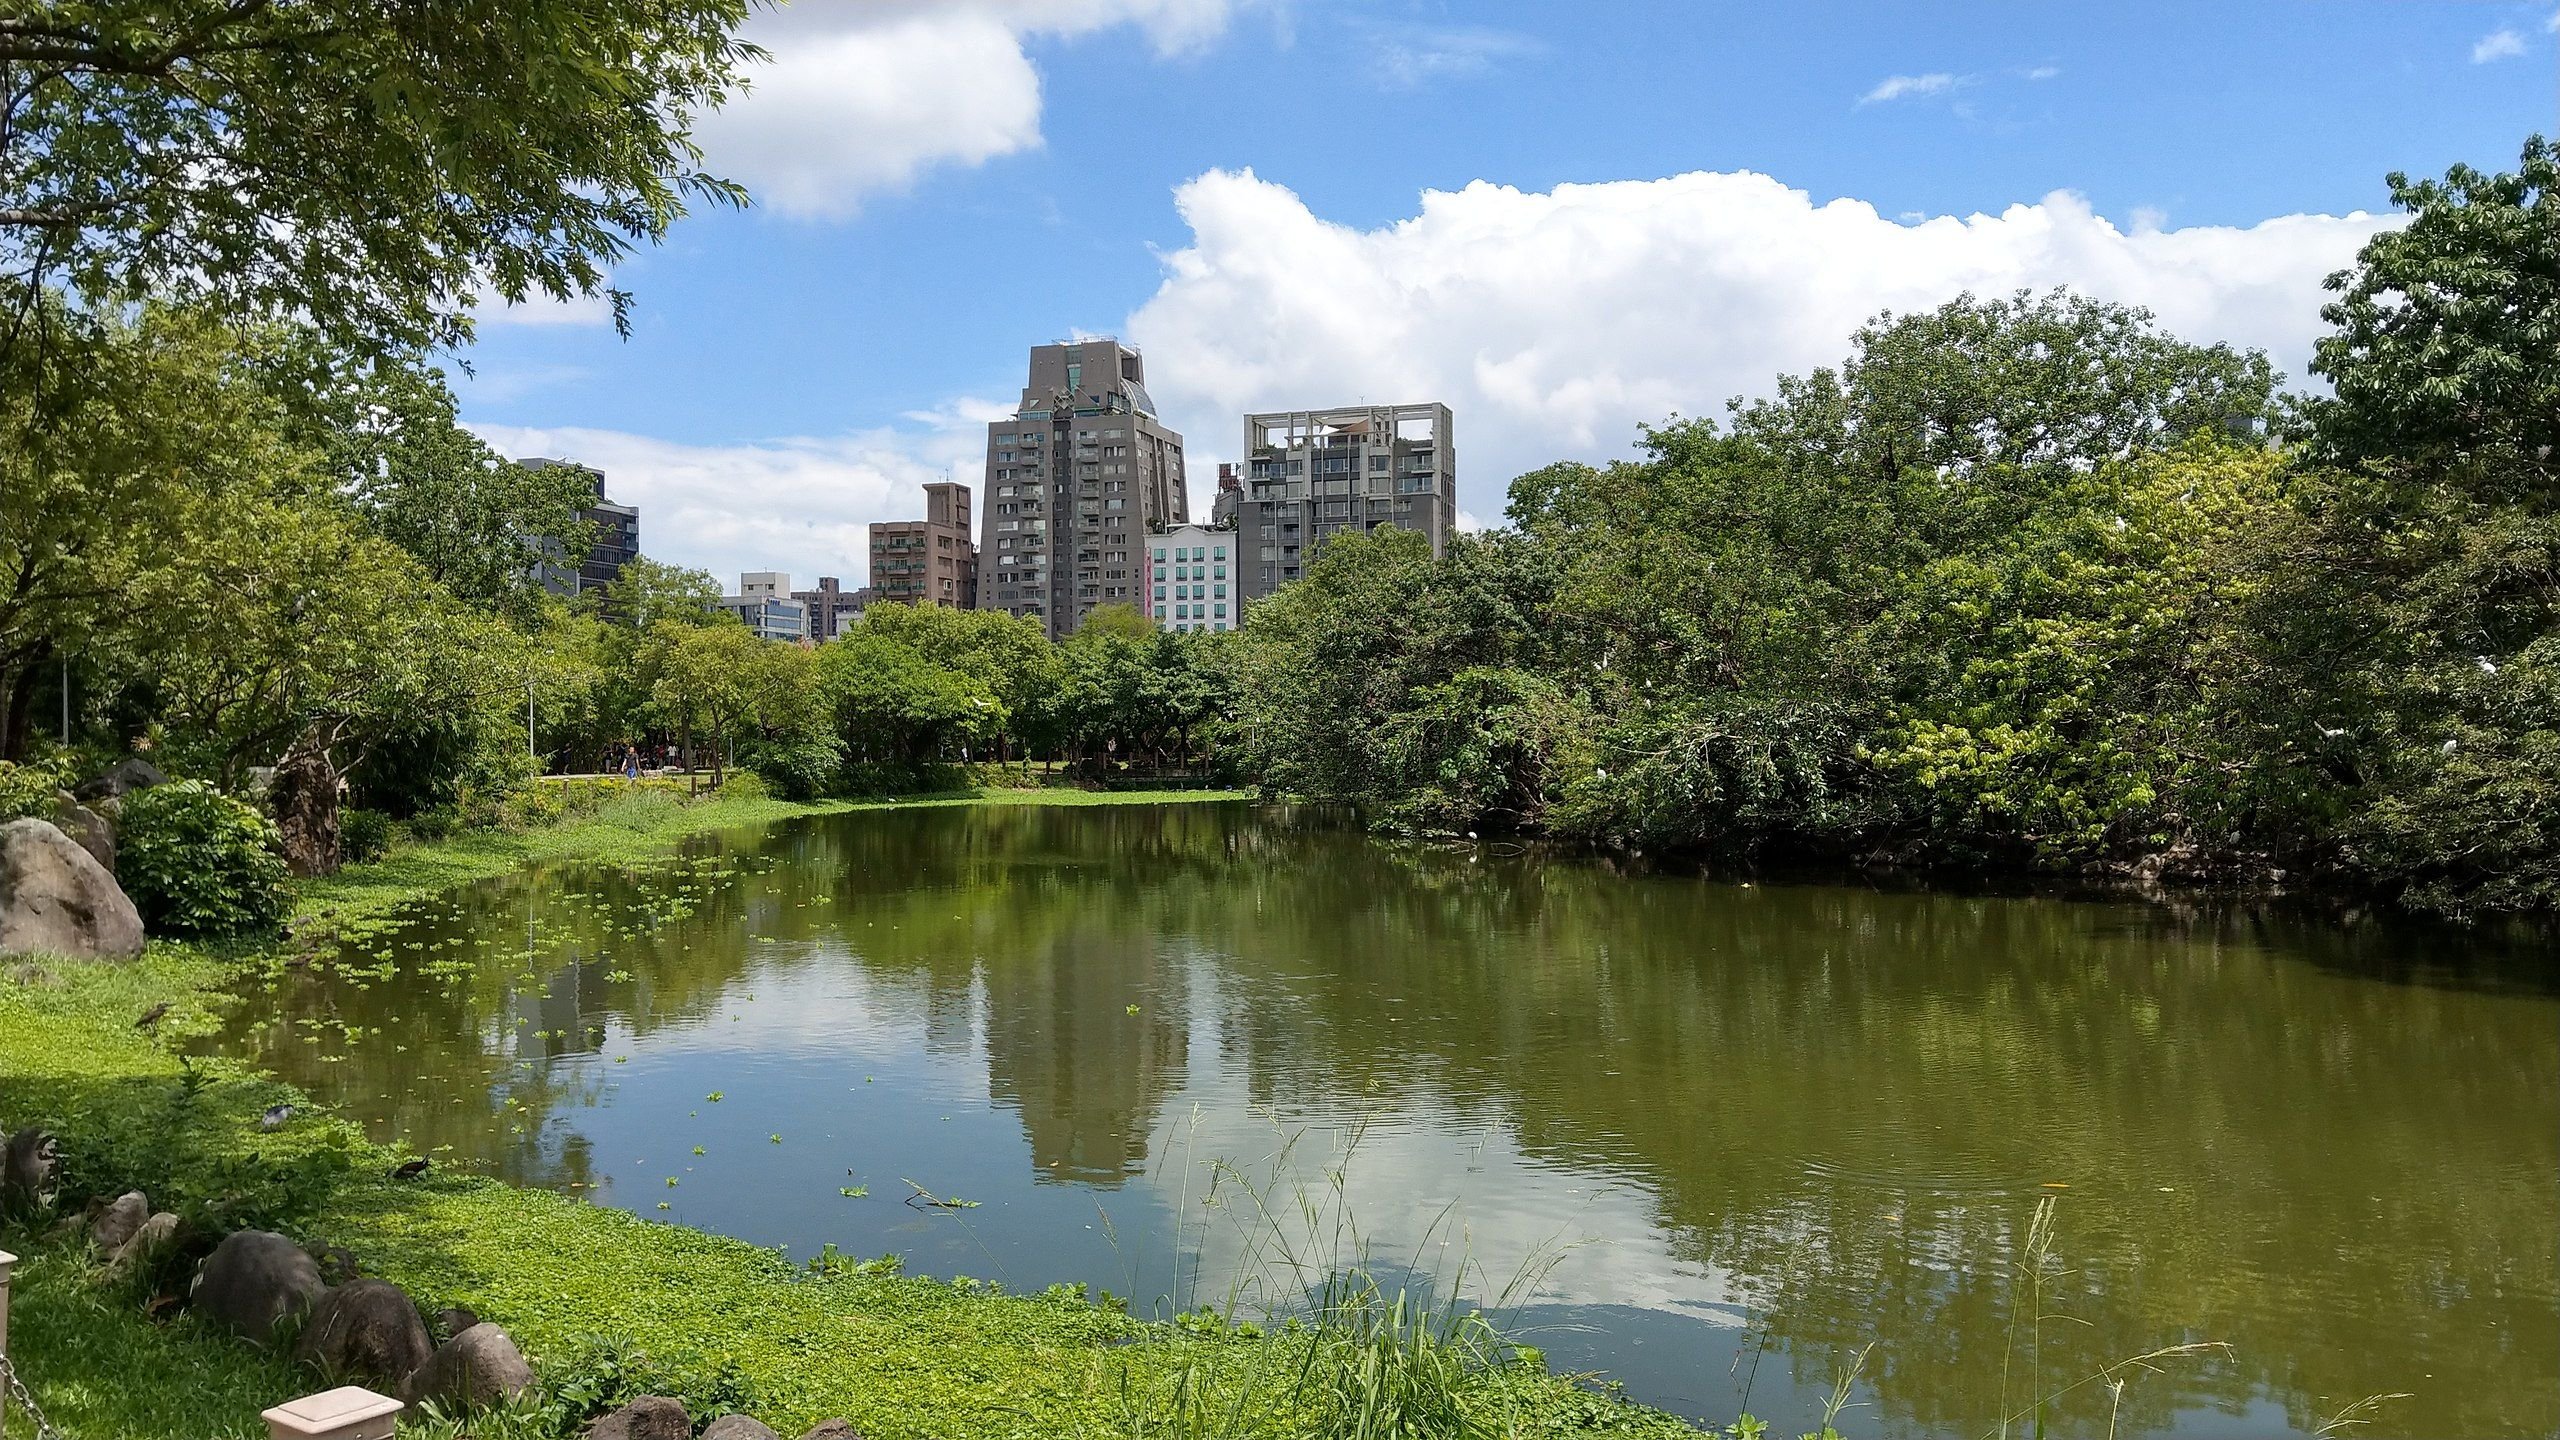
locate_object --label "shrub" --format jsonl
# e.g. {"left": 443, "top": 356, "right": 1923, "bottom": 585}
{"left": 339, "top": 807, "right": 393, "bottom": 864}
{"left": 0, "top": 759, "right": 65, "bottom": 821}
{"left": 745, "top": 735, "right": 842, "bottom": 800}
{"left": 117, "top": 781, "right": 291, "bottom": 936}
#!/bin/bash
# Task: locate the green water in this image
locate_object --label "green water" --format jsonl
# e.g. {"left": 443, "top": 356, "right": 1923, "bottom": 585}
{"left": 215, "top": 801, "right": 2560, "bottom": 1439}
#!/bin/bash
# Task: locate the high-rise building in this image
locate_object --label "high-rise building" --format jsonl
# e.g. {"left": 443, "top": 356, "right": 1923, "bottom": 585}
{"left": 1146, "top": 524, "right": 1237, "bottom": 633}
{"left": 868, "top": 481, "right": 978, "bottom": 609}
{"left": 976, "top": 340, "right": 1188, "bottom": 639}
{"left": 1235, "top": 404, "right": 1454, "bottom": 604}
{"left": 720, "top": 572, "right": 806, "bottom": 641}
{"left": 520, "top": 457, "right": 640, "bottom": 598}
{"left": 792, "top": 576, "right": 864, "bottom": 642}
{"left": 1210, "top": 463, "right": 1243, "bottom": 529}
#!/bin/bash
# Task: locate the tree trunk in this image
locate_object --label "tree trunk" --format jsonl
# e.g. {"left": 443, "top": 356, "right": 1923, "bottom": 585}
{"left": 272, "top": 723, "right": 344, "bottom": 877}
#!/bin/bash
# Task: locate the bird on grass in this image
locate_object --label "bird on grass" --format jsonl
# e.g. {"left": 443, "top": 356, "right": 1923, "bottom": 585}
{"left": 135, "top": 1002, "right": 171, "bottom": 1030}
{"left": 258, "top": 1104, "right": 296, "bottom": 1132}
{"left": 390, "top": 1158, "right": 431, "bottom": 1180}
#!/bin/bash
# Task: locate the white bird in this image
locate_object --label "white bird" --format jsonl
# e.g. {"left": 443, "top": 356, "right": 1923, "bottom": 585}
{"left": 2442, "top": 739, "right": 2460, "bottom": 755}
{"left": 2311, "top": 722, "right": 2348, "bottom": 740}
{"left": 2477, "top": 656, "right": 2499, "bottom": 675}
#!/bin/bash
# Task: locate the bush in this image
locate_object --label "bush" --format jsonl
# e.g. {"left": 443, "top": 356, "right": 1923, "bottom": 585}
{"left": 339, "top": 807, "right": 393, "bottom": 864}
{"left": 117, "top": 781, "right": 291, "bottom": 936}
{"left": 744, "top": 735, "right": 842, "bottom": 800}
{"left": 0, "top": 759, "right": 65, "bottom": 821}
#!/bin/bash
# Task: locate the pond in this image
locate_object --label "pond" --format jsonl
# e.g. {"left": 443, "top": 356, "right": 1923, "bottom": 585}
{"left": 212, "top": 801, "right": 2560, "bottom": 1440}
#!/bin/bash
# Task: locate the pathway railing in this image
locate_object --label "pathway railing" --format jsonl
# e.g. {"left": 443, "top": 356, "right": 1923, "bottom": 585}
{"left": 0, "top": 1246, "right": 401, "bottom": 1440}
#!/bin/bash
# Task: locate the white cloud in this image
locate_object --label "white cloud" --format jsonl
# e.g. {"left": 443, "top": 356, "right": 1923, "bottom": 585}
{"left": 2020, "top": 64, "right": 2062, "bottom": 81}
{"left": 699, "top": 0, "right": 1250, "bottom": 219}
{"left": 2472, "top": 27, "right": 2528, "bottom": 61}
{"left": 472, "top": 286, "right": 614, "bottom": 328}
{"left": 1353, "top": 22, "right": 1540, "bottom": 90}
{"left": 1127, "top": 168, "right": 2394, "bottom": 523}
{"left": 1859, "top": 72, "right": 1962, "bottom": 105}
{"left": 466, "top": 417, "right": 990, "bottom": 588}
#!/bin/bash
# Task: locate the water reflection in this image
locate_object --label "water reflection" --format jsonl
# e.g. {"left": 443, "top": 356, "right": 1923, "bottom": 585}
{"left": 214, "top": 802, "right": 2560, "bottom": 1439}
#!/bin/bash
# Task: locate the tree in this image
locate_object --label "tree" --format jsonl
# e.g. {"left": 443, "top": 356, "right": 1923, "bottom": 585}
{"left": 2276, "top": 136, "right": 2560, "bottom": 913}
{"left": 0, "top": 0, "right": 757, "bottom": 372}
{"left": 595, "top": 558, "right": 726, "bottom": 631}
{"left": 637, "top": 620, "right": 763, "bottom": 794}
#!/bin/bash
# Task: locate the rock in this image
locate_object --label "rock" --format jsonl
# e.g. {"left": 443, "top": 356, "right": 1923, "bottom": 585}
{"left": 74, "top": 757, "right": 166, "bottom": 803}
{"left": 192, "top": 1229, "right": 324, "bottom": 1345}
{"left": 434, "top": 1305, "right": 480, "bottom": 1340}
{"left": 0, "top": 818, "right": 144, "bottom": 960}
{"left": 310, "top": 1242, "right": 362, "bottom": 1285}
{"left": 108, "top": 1211, "right": 180, "bottom": 1277}
{"left": 292, "top": 1279, "right": 434, "bottom": 1389}
{"left": 703, "top": 1418, "right": 780, "bottom": 1440}
{"left": 91, "top": 1190, "right": 148, "bottom": 1254}
{"left": 53, "top": 800, "right": 115, "bottom": 875}
{"left": 403, "top": 1322, "right": 534, "bottom": 1411}
{"left": 585, "top": 1396, "right": 690, "bottom": 1440}
{"left": 798, "top": 1423, "right": 865, "bottom": 1440}
{"left": 0, "top": 1127, "right": 59, "bottom": 1215}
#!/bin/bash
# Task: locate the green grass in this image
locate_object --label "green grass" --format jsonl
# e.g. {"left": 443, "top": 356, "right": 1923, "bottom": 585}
{"left": 0, "top": 785, "right": 1691, "bottom": 1440}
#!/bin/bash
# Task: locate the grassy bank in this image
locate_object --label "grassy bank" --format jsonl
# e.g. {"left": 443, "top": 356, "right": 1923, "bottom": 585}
{"left": 0, "top": 786, "right": 1698, "bottom": 1440}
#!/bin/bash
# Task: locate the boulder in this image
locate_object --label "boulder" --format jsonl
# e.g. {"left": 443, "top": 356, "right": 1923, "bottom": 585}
{"left": 403, "top": 1322, "right": 534, "bottom": 1411}
{"left": 798, "top": 1423, "right": 865, "bottom": 1440}
{"left": 192, "top": 1229, "right": 324, "bottom": 1345}
{"left": 586, "top": 1396, "right": 690, "bottom": 1440}
{"left": 703, "top": 1418, "right": 780, "bottom": 1440}
{"left": 434, "top": 1305, "right": 480, "bottom": 1340}
{"left": 53, "top": 800, "right": 115, "bottom": 875}
{"left": 0, "top": 819, "right": 144, "bottom": 959}
{"left": 91, "top": 1190, "right": 149, "bottom": 1254}
{"left": 0, "top": 1127, "right": 59, "bottom": 1215}
{"left": 74, "top": 758, "right": 166, "bottom": 803}
{"left": 293, "top": 1279, "right": 434, "bottom": 1389}
{"left": 108, "top": 1210, "right": 180, "bottom": 1278}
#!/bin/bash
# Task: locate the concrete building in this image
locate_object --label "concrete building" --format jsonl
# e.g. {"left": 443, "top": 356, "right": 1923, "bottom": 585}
{"left": 1235, "top": 404, "right": 1454, "bottom": 603}
{"left": 720, "top": 573, "right": 807, "bottom": 641}
{"left": 1147, "top": 524, "right": 1237, "bottom": 633}
{"left": 792, "top": 576, "right": 865, "bottom": 642}
{"left": 520, "top": 458, "right": 640, "bottom": 599}
{"left": 976, "top": 339, "right": 1188, "bottom": 639}
{"left": 868, "top": 481, "right": 978, "bottom": 610}
{"left": 1210, "top": 463, "right": 1243, "bottom": 529}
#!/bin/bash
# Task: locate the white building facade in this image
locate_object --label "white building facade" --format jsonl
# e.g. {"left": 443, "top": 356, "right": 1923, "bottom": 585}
{"left": 1148, "top": 524, "right": 1235, "bottom": 632}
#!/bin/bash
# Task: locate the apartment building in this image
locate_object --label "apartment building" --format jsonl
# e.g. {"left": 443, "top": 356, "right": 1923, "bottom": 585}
{"left": 1234, "top": 404, "right": 1454, "bottom": 604}
{"left": 1148, "top": 524, "right": 1237, "bottom": 633}
{"left": 976, "top": 340, "right": 1189, "bottom": 639}
{"left": 519, "top": 457, "right": 640, "bottom": 599}
{"left": 792, "top": 576, "right": 865, "bottom": 642}
{"left": 868, "top": 481, "right": 978, "bottom": 610}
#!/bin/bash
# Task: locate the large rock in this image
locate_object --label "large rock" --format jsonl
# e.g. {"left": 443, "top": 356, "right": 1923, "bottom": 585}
{"left": 74, "top": 758, "right": 166, "bottom": 803}
{"left": 91, "top": 1190, "right": 148, "bottom": 1254}
{"left": 108, "top": 1210, "right": 180, "bottom": 1278}
{"left": 293, "top": 1279, "right": 434, "bottom": 1388}
{"left": 192, "top": 1229, "right": 324, "bottom": 1345}
{"left": 702, "top": 1418, "right": 780, "bottom": 1440}
{"left": 0, "top": 819, "right": 144, "bottom": 959}
{"left": 586, "top": 1396, "right": 690, "bottom": 1440}
{"left": 53, "top": 800, "right": 115, "bottom": 875}
{"left": 0, "top": 1127, "right": 58, "bottom": 1215}
{"left": 404, "top": 1322, "right": 534, "bottom": 1411}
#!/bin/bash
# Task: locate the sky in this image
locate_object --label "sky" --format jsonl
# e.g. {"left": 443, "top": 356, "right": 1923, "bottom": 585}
{"left": 457, "top": 0, "right": 2560, "bottom": 591}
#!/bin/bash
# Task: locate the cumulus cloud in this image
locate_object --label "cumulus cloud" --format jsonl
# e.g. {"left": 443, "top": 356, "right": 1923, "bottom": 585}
{"left": 1127, "top": 168, "right": 2394, "bottom": 521}
{"left": 699, "top": 0, "right": 1249, "bottom": 219}
{"left": 2472, "top": 27, "right": 2528, "bottom": 61}
{"left": 466, "top": 414, "right": 999, "bottom": 587}
{"left": 1859, "top": 72, "right": 1962, "bottom": 105}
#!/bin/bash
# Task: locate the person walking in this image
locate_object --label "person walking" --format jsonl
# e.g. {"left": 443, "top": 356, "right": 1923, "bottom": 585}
{"left": 622, "top": 745, "right": 640, "bottom": 782}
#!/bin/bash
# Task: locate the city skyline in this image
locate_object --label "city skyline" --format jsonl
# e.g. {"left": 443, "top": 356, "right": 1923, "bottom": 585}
{"left": 458, "top": 1, "right": 2552, "bottom": 587}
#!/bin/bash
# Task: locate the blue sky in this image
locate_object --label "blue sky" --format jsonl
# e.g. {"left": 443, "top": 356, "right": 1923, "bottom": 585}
{"left": 459, "top": 0, "right": 2560, "bottom": 588}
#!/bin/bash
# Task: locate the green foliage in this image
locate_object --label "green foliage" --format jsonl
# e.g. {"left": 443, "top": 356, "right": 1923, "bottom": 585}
{"left": 116, "top": 781, "right": 291, "bottom": 936}
{"left": 746, "top": 735, "right": 847, "bottom": 801}
{"left": 0, "top": 758, "right": 67, "bottom": 821}
{"left": 338, "top": 808, "right": 393, "bottom": 864}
